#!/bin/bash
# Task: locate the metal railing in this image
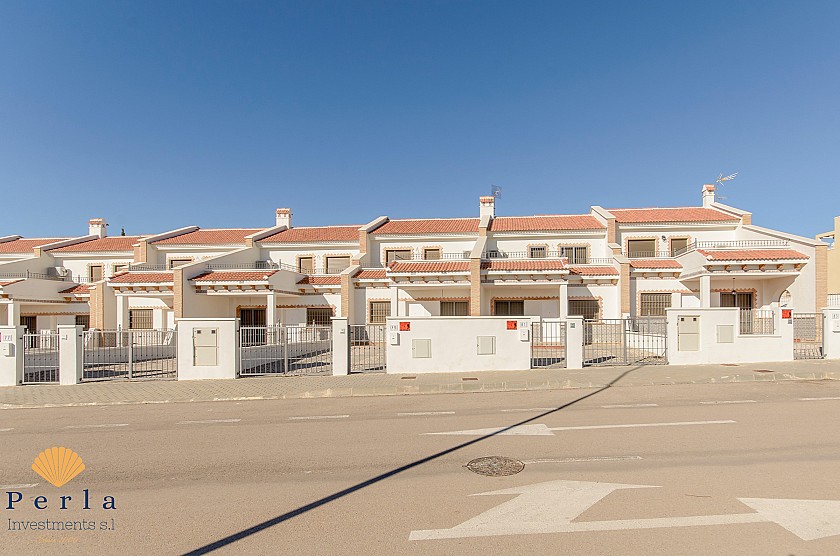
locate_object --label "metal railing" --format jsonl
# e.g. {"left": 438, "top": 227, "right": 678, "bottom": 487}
{"left": 239, "top": 325, "right": 332, "bottom": 376}
{"left": 83, "top": 329, "right": 177, "bottom": 380}
{"left": 23, "top": 331, "right": 60, "bottom": 383}
{"left": 349, "top": 325, "right": 386, "bottom": 373}
{"left": 624, "top": 250, "right": 675, "bottom": 259}
{"left": 738, "top": 309, "right": 776, "bottom": 335}
{"left": 531, "top": 321, "right": 566, "bottom": 368}
{"left": 793, "top": 313, "right": 824, "bottom": 360}
{"left": 127, "top": 263, "right": 169, "bottom": 271}
{"left": 583, "top": 318, "right": 667, "bottom": 366}
{"left": 828, "top": 293, "right": 840, "bottom": 308}
{"left": 481, "top": 251, "right": 612, "bottom": 265}
{"left": 672, "top": 239, "right": 790, "bottom": 257}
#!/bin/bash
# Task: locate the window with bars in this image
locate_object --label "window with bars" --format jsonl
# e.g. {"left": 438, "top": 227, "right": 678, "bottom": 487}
{"left": 568, "top": 299, "right": 600, "bottom": 320}
{"left": 168, "top": 258, "right": 193, "bottom": 269}
{"left": 559, "top": 246, "right": 589, "bottom": 264}
{"left": 670, "top": 238, "right": 689, "bottom": 257}
{"left": 627, "top": 239, "right": 657, "bottom": 258}
{"left": 306, "top": 308, "right": 333, "bottom": 326}
{"left": 494, "top": 300, "right": 525, "bottom": 316}
{"left": 89, "top": 265, "right": 103, "bottom": 282}
{"left": 529, "top": 246, "right": 547, "bottom": 258}
{"left": 128, "top": 309, "right": 153, "bottom": 330}
{"left": 423, "top": 248, "right": 441, "bottom": 260}
{"left": 75, "top": 315, "right": 90, "bottom": 330}
{"left": 639, "top": 293, "right": 672, "bottom": 317}
{"left": 720, "top": 292, "right": 753, "bottom": 309}
{"left": 239, "top": 308, "right": 266, "bottom": 327}
{"left": 440, "top": 301, "right": 469, "bottom": 316}
{"left": 298, "top": 257, "right": 314, "bottom": 274}
{"left": 369, "top": 301, "right": 391, "bottom": 324}
{"left": 326, "top": 256, "right": 351, "bottom": 274}
{"left": 385, "top": 250, "right": 412, "bottom": 264}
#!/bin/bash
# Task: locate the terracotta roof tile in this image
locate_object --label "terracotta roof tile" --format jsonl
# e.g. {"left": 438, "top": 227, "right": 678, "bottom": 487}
{"left": 260, "top": 226, "right": 361, "bottom": 243}
{"left": 60, "top": 284, "right": 91, "bottom": 294}
{"left": 387, "top": 261, "right": 471, "bottom": 273}
{"left": 697, "top": 249, "right": 809, "bottom": 261}
{"left": 49, "top": 236, "right": 143, "bottom": 253}
{"left": 0, "top": 238, "right": 68, "bottom": 254}
{"left": 193, "top": 271, "right": 278, "bottom": 282}
{"left": 151, "top": 229, "right": 262, "bottom": 245}
{"left": 109, "top": 272, "right": 174, "bottom": 284}
{"left": 0, "top": 279, "right": 23, "bottom": 287}
{"left": 372, "top": 219, "right": 479, "bottom": 235}
{"left": 354, "top": 269, "right": 388, "bottom": 280}
{"left": 297, "top": 275, "right": 342, "bottom": 285}
{"left": 481, "top": 260, "right": 568, "bottom": 271}
{"left": 608, "top": 207, "right": 737, "bottom": 223}
{"left": 568, "top": 266, "right": 619, "bottom": 276}
{"left": 489, "top": 215, "right": 605, "bottom": 232}
{"left": 629, "top": 259, "right": 683, "bottom": 269}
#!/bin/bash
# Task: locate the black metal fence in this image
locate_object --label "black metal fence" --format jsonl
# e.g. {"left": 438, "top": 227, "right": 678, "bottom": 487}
{"left": 349, "top": 324, "right": 386, "bottom": 373}
{"left": 583, "top": 317, "right": 667, "bottom": 366}
{"left": 22, "top": 331, "right": 60, "bottom": 383}
{"left": 531, "top": 321, "right": 566, "bottom": 368}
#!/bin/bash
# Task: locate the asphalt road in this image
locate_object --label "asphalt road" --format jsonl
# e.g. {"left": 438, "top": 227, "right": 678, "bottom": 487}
{"left": 2, "top": 380, "right": 840, "bottom": 555}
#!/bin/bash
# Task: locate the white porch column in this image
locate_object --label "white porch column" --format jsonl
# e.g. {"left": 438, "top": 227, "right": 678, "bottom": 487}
{"left": 6, "top": 302, "right": 20, "bottom": 327}
{"left": 700, "top": 275, "right": 712, "bottom": 308}
{"left": 390, "top": 285, "right": 400, "bottom": 317}
{"left": 559, "top": 282, "right": 569, "bottom": 320}
{"left": 266, "top": 291, "right": 277, "bottom": 325}
{"left": 116, "top": 295, "right": 129, "bottom": 329}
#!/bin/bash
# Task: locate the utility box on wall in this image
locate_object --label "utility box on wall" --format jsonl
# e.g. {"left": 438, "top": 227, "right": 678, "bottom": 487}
{"left": 193, "top": 328, "right": 218, "bottom": 366}
{"left": 678, "top": 316, "right": 700, "bottom": 351}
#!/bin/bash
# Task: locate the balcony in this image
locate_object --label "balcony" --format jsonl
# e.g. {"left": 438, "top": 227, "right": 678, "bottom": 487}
{"left": 481, "top": 250, "right": 612, "bottom": 265}
{"left": 0, "top": 270, "right": 70, "bottom": 282}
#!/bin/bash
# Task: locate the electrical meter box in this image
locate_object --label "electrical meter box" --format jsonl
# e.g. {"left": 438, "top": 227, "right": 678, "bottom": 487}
{"left": 412, "top": 339, "right": 431, "bottom": 358}
{"left": 476, "top": 335, "right": 496, "bottom": 355}
{"left": 678, "top": 316, "right": 700, "bottom": 351}
{"left": 193, "top": 328, "right": 218, "bottom": 366}
{"left": 1, "top": 343, "right": 13, "bottom": 357}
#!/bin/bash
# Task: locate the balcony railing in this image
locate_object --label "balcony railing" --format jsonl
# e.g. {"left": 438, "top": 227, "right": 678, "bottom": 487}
{"left": 739, "top": 309, "right": 776, "bottom": 335}
{"left": 0, "top": 271, "right": 70, "bottom": 282}
{"left": 127, "top": 263, "right": 169, "bottom": 271}
{"left": 672, "top": 239, "right": 790, "bottom": 257}
{"left": 624, "top": 250, "right": 675, "bottom": 259}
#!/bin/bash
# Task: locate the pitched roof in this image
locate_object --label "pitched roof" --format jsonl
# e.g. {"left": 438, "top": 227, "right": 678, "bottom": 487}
{"left": 109, "top": 272, "right": 174, "bottom": 284}
{"left": 372, "top": 218, "right": 480, "bottom": 235}
{"left": 354, "top": 269, "right": 388, "bottom": 280}
{"left": 260, "top": 225, "right": 360, "bottom": 243}
{"left": 489, "top": 215, "right": 605, "bottom": 232}
{"left": 297, "top": 275, "right": 342, "bottom": 285}
{"left": 608, "top": 207, "right": 737, "bottom": 223}
{"left": 387, "top": 261, "right": 471, "bottom": 273}
{"left": 192, "top": 270, "right": 278, "bottom": 282}
{"left": 629, "top": 259, "right": 683, "bottom": 269}
{"left": 697, "top": 249, "right": 809, "bottom": 261}
{"left": 151, "top": 229, "right": 262, "bottom": 245}
{"left": 49, "top": 236, "right": 142, "bottom": 253}
{"left": 481, "top": 260, "right": 568, "bottom": 271}
{"left": 568, "top": 266, "right": 619, "bottom": 276}
{"left": 60, "top": 284, "right": 91, "bottom": 294}
{"left": 0, "top": 238, "right": 68, "bottom": 254}
{"left": 0, "top": 279, "right": 23, "bottom": 287}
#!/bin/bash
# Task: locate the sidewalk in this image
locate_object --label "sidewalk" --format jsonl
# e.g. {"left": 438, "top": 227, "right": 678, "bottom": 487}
{"left": 1, "top": 359, "right": 839, "bottom": 409}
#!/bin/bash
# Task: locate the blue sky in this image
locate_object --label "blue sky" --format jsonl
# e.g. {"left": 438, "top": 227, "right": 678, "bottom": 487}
{"left": 1, "top": 1, "right": 838, "bottom": 238}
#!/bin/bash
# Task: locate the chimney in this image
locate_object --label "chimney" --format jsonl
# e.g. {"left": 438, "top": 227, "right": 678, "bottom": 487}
{"left": 275, "top": 208, "right": 292, "bottom": 228}
{"left": 88, "top": 218, "right": 108, "bottom": 238}
{"left": 702, "top": 184, "right": 716, "bottom": 207}
{"left": 479, "top": 196, "right": 495, "bottom": 218}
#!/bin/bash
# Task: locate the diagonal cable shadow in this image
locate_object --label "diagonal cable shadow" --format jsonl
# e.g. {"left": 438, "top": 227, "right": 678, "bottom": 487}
{"left": 183, "top": 365, "right": 643, "bottom": 555}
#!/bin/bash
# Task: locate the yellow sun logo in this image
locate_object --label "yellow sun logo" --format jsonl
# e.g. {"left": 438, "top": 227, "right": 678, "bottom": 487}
{"left": 31, "top": 447, "right": 86, "bottom": 487}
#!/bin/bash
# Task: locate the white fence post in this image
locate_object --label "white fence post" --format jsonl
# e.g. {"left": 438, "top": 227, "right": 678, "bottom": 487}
{"left": 565, "top": 317, "right": 584, "bottom": 369}
{"left": 824, "top": 309, "right": 840, "bottom": 360}
{"left": 58, "top": 324, "right": 84, "bottom": 385}
{"left": 331, "top": 317, "right": 349, "bottom": 375}
{"left": 0, "top": 325, "right": 24, "bottom": 386}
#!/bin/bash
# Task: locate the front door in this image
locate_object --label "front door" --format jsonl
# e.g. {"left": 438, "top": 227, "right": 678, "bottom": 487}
{"left": 240, "top": 308, "right": 266, "bottom": 327}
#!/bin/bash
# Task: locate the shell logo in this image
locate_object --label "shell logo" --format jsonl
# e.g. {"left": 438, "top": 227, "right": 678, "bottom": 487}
{"left": 31, "top": 447, "right": 86, "bottom": 487}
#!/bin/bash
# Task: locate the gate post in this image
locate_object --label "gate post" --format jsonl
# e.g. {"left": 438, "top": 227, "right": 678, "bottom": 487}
{"left": 824, "top": 309, "right": 840, "bottom": 359}
{"left": 0, "top": 325, "right": 24, "bottom": 386}
{"left": 565, "top": 317, "right": 584, "bottom": 369}
{"left": 331, "top": 317, "right": 349, "bottom": 375}
{"left": 58, "top": 325, "right": 84, "bottom": 385}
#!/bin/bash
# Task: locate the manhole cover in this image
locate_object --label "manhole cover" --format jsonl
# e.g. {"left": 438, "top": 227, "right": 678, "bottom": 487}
{"left": 466, "top": 456, "right": 525, "bottom": 476}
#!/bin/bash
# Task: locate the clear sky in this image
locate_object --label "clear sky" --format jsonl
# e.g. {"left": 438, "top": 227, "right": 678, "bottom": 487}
{"left": 1, "top": 1, "right": 838, "bottom": 239}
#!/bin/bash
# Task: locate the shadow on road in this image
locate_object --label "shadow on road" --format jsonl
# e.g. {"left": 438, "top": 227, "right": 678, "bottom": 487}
{"left": 182, "top": 365, "right": 643, "bottom": 555}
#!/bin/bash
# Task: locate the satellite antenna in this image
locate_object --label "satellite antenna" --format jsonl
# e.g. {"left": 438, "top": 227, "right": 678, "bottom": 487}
{"left": 714, "top": 172, "right": 737, "bottom": 201}
{"left": 490, "top": 185, "right": 502, "bottom": 198}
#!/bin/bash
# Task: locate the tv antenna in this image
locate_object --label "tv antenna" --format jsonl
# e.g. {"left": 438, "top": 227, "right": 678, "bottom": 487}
{"left": 714, "top": 172, "right": 737, "bottom": 201}
{"left": 490, "top": 185, "right": 502, "bottom": 198}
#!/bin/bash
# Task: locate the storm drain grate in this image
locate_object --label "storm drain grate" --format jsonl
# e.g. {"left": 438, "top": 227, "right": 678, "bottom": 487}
{"left": 466, "top": 456, "right": 525, "bottom": 476}
{"left": 754, "top": 369, "right": 774, "bottom": 373}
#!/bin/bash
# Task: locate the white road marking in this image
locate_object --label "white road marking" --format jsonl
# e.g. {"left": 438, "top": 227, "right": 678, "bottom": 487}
{"left": 699, "top": 400, "right": 756, "bottom": 405}
{"left": 0, "top": 428, "right": 13, "bottom": 432}
{"left": 500, "top": 407, "right": 557, "bottom": 413}
{"left": 398, "top": 411, "right": 455, "bottom": 416}
{"left": 549, "top": 420, "right": 735, "bottom": 432}
{"left": 0, "top": 483, "right": 39, "bottom": 489}
{"left": 410, "top": 479, "right": 840, "bottom": 541}
{"left": 523, "top": 456, "right": 643, "bottom": 464}
{"left": 799, "top": 397, "right": 840, "bottom": 401}
{"left": 64, "top": 423, "right": 129, "bottom": 429}
{"left": 177, "top": 419, "right": 241, "bottom": 425}
{"left": 601, "top": 404, "right": 658, "bottom": 408}
{"left": 289, "top": 414, "right": 350, "bottom": 421}
{"left": 424, "top": 420, "right": 735, "bottom": 437}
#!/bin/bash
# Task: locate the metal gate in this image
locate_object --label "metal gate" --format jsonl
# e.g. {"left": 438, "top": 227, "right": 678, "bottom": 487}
{"left": 83, "top": 329, "right": 177, "bottom": 380}
{"left": 583, "top": 317, "right": 667, "bottom": 366}
{"left": 349, "top": 324, "right": 386, "bottom": 373}
{"left": 793, "top": 313, "right": 824, "bottom": 360}
{"left": 23, "top": 331, "right": 60, "bottom": 384}
{"left": 239, "top": 324, "right": 332, "bottom": 376}
{"left": 531, "top": 321, "right": 566, "bottom": 368}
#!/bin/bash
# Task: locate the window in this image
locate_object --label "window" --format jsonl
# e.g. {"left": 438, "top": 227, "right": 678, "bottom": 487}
{"left": 494, "top": 300, "right": 524, "bottom": 316}
{"left": 385, "top": 250, "right": 412, "bottom": 264}
{"left": 88, "top": 265, "right": 103, "bottom": 282}
{"left": 297, "top": 257, "right": 314, "bottom": 274}
{"left": 20, "top": 315, "right": 36, "bottom": 332}
{"left": 239, "top": 308, "right": 266, "bottom": 327}
{"left": 568, "top": 299, "right": 600, "bottom": 320}
{"left": 128, "top": 309, "right": 153, "bottom": 330}
{"left": 306, "top": 308, "right": 333, "bottom": 326}
{"left": 529, "top": 246, "right": 547, "bottom": 258}
{"left": 75, "top": 315, "right": 90, "bottom": 330}
{"left": 559, "top": 246, "right": 589, "bottom": 264}
{"left": 369, "top": 301, "right": 391, "bottom": 324}
{"left": 721, "top": 292, "right": 753, "bottom": 310}
{"left": 168, "top": 258, "right": 192, "bottom": 269}
{"left": 779, "top": 290, "right": 792, "bottom": 307}
{"left": 627, "top": 239, "right": 657, "bottom": 258}
{"left": 639, "top": 293, "right": 672, "bottom": 317}
{"left": 326, "top": 256, "right": 351, "bottom": 274}
{"left": 423, "top": 248, "right": 441, "bottom": 260}
{"left": 440, "top": 301, "right": 469, "bottom": 316}
{"left": 670, "top": 238, "right": 689, "bottom": 257}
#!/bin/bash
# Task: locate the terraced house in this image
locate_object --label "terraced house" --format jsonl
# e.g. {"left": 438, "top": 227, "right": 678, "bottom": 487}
{"left": 0, "top": 185, "right": 828, "bottom": 336}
